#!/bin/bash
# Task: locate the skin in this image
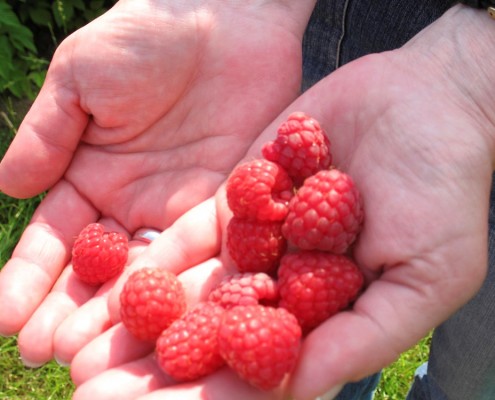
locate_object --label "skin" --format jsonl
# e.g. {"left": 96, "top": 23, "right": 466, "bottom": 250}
{"left": 1, "top": 2, "right": 495, "bottom": 400}
{"left": 73, "top": 5, "right": 495, "bottom": 400}
{"left": 0, "top": 0, "right": 316, "bottom": 365}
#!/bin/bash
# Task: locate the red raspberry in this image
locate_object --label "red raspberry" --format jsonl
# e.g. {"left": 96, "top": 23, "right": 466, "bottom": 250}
{"left": 282, "top": 168, "right": 364, "bottom": 253}
{"left": 120, "top": 267, "right": 186, "bottom": 341}
{"left": 208, "top": 272, "right": 279, "bottom": 308}
{"left": 262, "top": 112, "right": 332, "bottom": 185}
{"left": 226, "top": 217, "right": 286, "bottom": 275}
{"left": 218, "top": 304, "right": 301, "bottom": 390}
{"left": 72, "top": 223, "right": 128, "bottom": 285}
{"left": 156, "top": 302, "right": 226, "bottom": 382}
{"left": 277, "top": 251, "right": 363, "bottom": 333}
{"left": 226, "top": 159, "right": 294, "bottom": 221}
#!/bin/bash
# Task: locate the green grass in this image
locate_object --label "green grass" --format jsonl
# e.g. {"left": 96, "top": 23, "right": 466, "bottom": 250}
{"left": 0, "top": 99, "right": 431, "bottom": 399}
{"left": 374, "top": 333, "right": 432, "bottom": 400}
{"left": 0, "top": 337, "right": 74, "bottom": 400}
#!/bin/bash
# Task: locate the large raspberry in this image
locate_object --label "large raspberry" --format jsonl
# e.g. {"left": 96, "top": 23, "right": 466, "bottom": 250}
{"left": 282, "top": 168, "right": 364, "bottom": 253}
{"left": 120, "top": 267, "right": 186, "bottom": 341}
{"left": 208, "top": 272, "right": 279, "bottom": 309}
{"left": 72, "top": 223, "right": 128, "bottom": 285}
{"left": 226, "top": 159, "right": 294, "bottom": 221}
{"left": 218, "top": 304, "right": 301, "bottom": 390}
{"left": 262, "top": 112, "right": 332, "bottom": 186}
{"left": 277, "top": 251, "right": 363, "bottom": 333}
{"left": 226, "top": 217, "right": 286, "bottom": 275}
{"left": 156, "top": 302, "right": 226, "bottom": 382}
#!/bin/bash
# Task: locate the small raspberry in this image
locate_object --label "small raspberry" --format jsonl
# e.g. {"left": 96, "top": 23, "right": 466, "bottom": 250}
{"left": 72, "top": 223, "right": 128, "bottom": 285}
{"left": 226, "top": 217, "right": 286, "bottom": 275}
{"left": 277, "top": 251, "right": 363, "bottom": 333}
{"left": 262, "top": 112, "right": 332, "bottom": 185}
{"left": 208, "top": 272, "right": 279, "bottom": 308}
{"left": 218, "top": 304, "right": 301, "bottom": 390}
{"left": 226, "top": 159, "right": 294, "bottom": 221}
{"left": 120, "top": 267, "right": 186, "bottom": 342}
{"left": 282, "top": 168, "right": 364, "bottom": 253}
{"left": 156, "top": 302, "right": 226, "bottom": 382}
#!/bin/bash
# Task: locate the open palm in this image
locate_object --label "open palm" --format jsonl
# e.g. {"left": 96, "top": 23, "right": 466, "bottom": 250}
{"left": 0, "top": 0, "right": 315, "bottom": 365}
{"left": 70, "top": 9, "right": 495, "bottom": 399}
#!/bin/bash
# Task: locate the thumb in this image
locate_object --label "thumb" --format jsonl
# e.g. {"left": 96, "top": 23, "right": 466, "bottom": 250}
{"left": 287, "top": 250, "right": 487, "bottom": 400}
{"left": 0, "top": 66, "right": 88, "bottom": 198}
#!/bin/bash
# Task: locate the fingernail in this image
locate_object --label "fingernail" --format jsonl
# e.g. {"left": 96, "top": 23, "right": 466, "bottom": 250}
{"left": 54, "top": 355, "right": 70, "bottom": 367}
{"left": 316, "top": 385, "right": 344, "bottom": 400}
{"left": 20, "top": 356, "right": 45, "bottom": 369}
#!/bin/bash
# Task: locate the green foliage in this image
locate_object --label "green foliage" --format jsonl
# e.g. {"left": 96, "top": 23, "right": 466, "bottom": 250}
{"left": 0, "top": 1, "right": 44, "bottom": 99}
{"left": 15, "top": 0, "right": 114, "bottom": 35}
{"left": 0, "top": 0, "right": 115, "bottom": 100}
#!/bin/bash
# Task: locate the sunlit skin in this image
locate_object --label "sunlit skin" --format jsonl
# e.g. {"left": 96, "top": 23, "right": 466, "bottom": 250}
{"left": 0, "top": 0, "right": 316, "bottom": 363}
{"left": 72, "top": 7, "right": 495, "bottom": 400}
{"left": 1, "top": 3, "right": 495, "bottom": 400}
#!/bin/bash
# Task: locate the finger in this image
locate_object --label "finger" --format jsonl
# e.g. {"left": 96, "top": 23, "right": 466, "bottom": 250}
{"left": 72, "top": 354, "right": 173, "bottom": 400}
{"left": 17, "top": 217, "right": 134, "bottom": 366}
{"left": 53, "top": 293, "right": 112, "bottom": 366}
{"left": 108, "top": 198, "right": 222, "bottom": 323}
{"left": 9, "top": 218, "right": 134, "bottom": 367}
{"left": 71, "top": 258, "right": 226, "bottom": 385}
{"left": 0, "top": 61, "right": 88, "bottom": 198}
{"left": 71, "top": 323, "right": 155, "bottom": 386}
{"left": 0, "top": 182, "right": 97, "bottom": 336}
{"left": 176, "top": 258, "right": 226, "bottom": 306}
{"left": 136, "top": 368, "right": 283, "bottom": 400}
{"left": 17, "top": 266, "right": 98, "bottom": 367}
{"left": 53, "top": 243, "right": 148, "bottom": 365}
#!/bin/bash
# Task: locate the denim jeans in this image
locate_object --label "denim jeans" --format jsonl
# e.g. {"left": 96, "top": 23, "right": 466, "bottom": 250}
{"left": 302, "top": 1, "right": 495, "bottom": 399}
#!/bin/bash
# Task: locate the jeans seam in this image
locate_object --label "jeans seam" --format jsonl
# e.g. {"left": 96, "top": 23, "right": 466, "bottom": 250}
{"left": 335, "top": 0, "right": 351, "bottom": 69}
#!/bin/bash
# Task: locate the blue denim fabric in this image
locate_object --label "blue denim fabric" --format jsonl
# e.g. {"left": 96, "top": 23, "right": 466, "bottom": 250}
{"left": 335, "top": 373, "right": 381, "bottom": 400}
{"left": 302, "top": 0, "right": 455, "bottom": 90}
{"left": 302, "top": 1, "right": 495, "bottom": 399}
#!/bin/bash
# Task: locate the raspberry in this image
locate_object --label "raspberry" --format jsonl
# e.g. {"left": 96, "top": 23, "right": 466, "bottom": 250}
{"left": 277, "top": 251, "right": 363, "bottom": 333}
{"left": 72, "top": 223, "right": 128, "bottom": 285}
{"left": 156, "top": 302, "right": 226, "bottom": 382}
{"left": 218, "top": 304, "right": 301, "bottom": 390}
{"left": 282, "top": 168, "right": 364, "bottom": 253}
{"left": 226, "top": 217, "right": 286, "bottom": 275}
{"left": 262, "top": 112, "right": 332, "bottom": 185}
{"left": 208, "top": 272, "right": 279, "bottom": 308}
{"left": 120, "top": 267, "right": 186, "bottom": 341}
{"left": 226, "top": 159, "right": 294, "bottom": 221}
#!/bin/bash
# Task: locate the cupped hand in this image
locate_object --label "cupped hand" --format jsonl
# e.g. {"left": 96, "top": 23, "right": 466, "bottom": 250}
{"left": 69, "top": 6, "right": 495, "bottom": 400}
{"left": 0, "top": 0, "right": 317, "bottom": 366}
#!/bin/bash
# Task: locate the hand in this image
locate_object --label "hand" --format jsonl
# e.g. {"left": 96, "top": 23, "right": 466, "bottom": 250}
{"left": 70, "top": 199, "right": 288, "bottom": 399}
{"left": 0, "top": 0, "right": 317, "bottom": 366}
{"left": 69, "top": 5, "right": 495, "bottom": 400}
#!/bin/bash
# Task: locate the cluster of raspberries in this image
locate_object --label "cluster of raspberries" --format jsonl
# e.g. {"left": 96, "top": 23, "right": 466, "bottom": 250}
{"left": 225, "top": 111, "right": 365, "bottom": 331}
{"left": 69, "top": 112, "right": 365, "bottom": 391}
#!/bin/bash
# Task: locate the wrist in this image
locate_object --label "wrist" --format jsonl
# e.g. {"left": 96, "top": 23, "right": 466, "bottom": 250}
{"left": 114, "top": 0, "right": 318, "bottom": 49}
{"left": 400, "top": 4, "right": 495, "bottom": 161}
